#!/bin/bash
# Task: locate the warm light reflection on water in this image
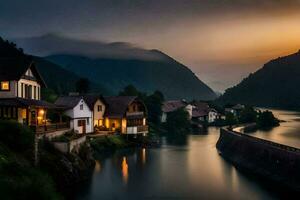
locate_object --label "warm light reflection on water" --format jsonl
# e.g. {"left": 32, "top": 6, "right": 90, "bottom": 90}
{"left": 94, "top": 161, "right": 101, "bottom": 173}
{"left": 141, "top": 148, "right": 146, "bottom": 165}
{"left": 78, "top": 123, "right": 295, "bottom": 200}
{"left": 122, "top": 157, "right": 128, "bottom": 184}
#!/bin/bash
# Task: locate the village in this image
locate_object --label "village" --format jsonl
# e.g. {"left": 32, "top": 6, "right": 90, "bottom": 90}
{"left": 0, "top": 56, "right": 249, "bottom": 154}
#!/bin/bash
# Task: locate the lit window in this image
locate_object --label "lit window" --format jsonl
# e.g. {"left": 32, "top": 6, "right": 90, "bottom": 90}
{"left": 1, "top": 81, "right": 9, "bottom": 90}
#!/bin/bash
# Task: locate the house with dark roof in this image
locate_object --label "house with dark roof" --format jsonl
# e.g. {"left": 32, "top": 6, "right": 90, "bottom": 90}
{"left": 191, "top": 101, "right": 220, "bottom": 123}
{"left": 103, "top": 96, "right": 148, "bottom": 135}
{"left": 0, "top": 57, "right": 69, "bottom": 133}
{"left": 55, "top": 95, "right": 148, "bottom": 135}
{"left": 161, "top": 100, "right": 193, "bottom": 123}
{"left": 55, "top": 95, "right": 106, "bottom": 134}
{"left": 225, "top": 104, "right": 245, "bottom": 117}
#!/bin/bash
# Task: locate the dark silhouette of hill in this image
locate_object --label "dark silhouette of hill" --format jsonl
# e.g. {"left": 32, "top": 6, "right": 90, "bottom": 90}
{"left": 0, "top": 37, "right": 108, "bottom": 95}
{"left": 218, "top": 51, "right": 300, "bottom": 109}
{"left": 14, "top": 34, "right": 216, "bottom": 100}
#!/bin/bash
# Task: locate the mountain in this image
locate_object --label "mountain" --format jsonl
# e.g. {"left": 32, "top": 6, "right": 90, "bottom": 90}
{"left": 218, "top": 51, "right": 300, "bottom": 109}
{"left": 14, "top": 34, "right": 217, "bottom": 100}
{"left": 33, "top": 57, "right": 108, "bottom": 95}
{"left": 0, "top": 37, "right": 108, "bottom": 95}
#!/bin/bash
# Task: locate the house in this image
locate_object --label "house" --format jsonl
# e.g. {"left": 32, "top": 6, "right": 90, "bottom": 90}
{"left": 208, "top": 108, "right": 219, "bottom": 123}
{"left": 55, "top": 95, "right": 106, "bottom": 134}
{"left": 0, "top": 58, "right": 67, "bottom": 133}
{"left": 103, "top": 96, "right": 148, "bottom": 135}
{"left": 225, "top": 104, "right": 245, "bottom": 117}
{"left": 161, "top": 100, "right": 193, "bottom": 123}
{"left": 55, "top": 95, "right": 148, "bottom": 135}
{"left": 191, "top": 101, "right": 220, "bottom": 123}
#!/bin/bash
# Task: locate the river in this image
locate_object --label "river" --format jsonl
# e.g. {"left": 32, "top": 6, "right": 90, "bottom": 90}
{"left": 249, "top": 109, "right": 300, "bottom": 148}
{"left": 77, "top": 109, "right": 299, "bottom": 200}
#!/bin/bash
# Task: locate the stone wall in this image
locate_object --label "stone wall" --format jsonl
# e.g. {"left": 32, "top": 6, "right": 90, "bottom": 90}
{"left": 216, "top": 128, "right": 300, "bottom": 192}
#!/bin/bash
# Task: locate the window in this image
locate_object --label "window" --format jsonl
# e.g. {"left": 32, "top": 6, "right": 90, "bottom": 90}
{"left": 1, "top": 81, "right": 9, "bottom": 91}
{"left": 97, "top": 105, "right": 102, "bottom": 112}
{"left": 80, "top": 104, "right": 83, "bottom": 110}
{"left": 34, "top": 86, "right": 36, "bottom": 99}
{"left": 87, "top": 118, "right": 89, "bottom": 125}
{"left": 21, "top": 83, "right": 24, "bottom": 97}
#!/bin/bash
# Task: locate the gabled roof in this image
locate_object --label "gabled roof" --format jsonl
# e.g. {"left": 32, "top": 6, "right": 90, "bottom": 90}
{"left": 55, "top": 95, "right": 106, "bottom": 110}
{"left": 0, "top": 58, "right": 46, "bottom": 87}
{"left": 82, "top": 95, "right": 106, "bottom": 110}
{"left": 192, "top": 108, "right": 208, "bottom": 117}
{"left": 0, "top": 98, "right": 55, "bottom": 108}
{"left": 54, "top": 96, "right": 83, "bottom": 109}
{"left": 231, "top": 104, "right": 245, "bottom": 110}
{"left": 162, "top": 100, "right": 187, "bottom": 113}
{"left": 104, "top": 96, "right": 138, "bottom": 118}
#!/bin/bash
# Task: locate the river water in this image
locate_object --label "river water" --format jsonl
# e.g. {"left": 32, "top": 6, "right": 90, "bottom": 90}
{"left": 249, "top": 109, "right": 300, "bottom": 148}
{"left": 77, "top": 109, "right": 300, "bottom": 200}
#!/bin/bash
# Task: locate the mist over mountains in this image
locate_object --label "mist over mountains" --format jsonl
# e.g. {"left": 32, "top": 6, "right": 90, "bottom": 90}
{"left": 13, "top": 34, "right": 167, "bottom": 61}
{"left": 14, "top": 34, "right": 217, "bottom": 100}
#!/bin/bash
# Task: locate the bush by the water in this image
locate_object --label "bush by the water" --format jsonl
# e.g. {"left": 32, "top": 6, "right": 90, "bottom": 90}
{"left": 90, "top": 135, "right": 130, "bottom": 153}
{"left": 256, "top": 110, "right": 280, "bottom": 128}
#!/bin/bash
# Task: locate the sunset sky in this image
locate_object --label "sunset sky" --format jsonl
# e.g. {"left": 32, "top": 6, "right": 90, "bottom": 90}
{"left": 1, "top": 0, "right": 300, "bottom": 91}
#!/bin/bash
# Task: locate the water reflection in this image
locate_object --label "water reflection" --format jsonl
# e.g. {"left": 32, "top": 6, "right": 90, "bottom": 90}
{"left": 248, "top": 109, "right": 300, "bottom": 148}
{"left": 77, "top": 125, "right": 296, "bottom": 200}
{"left": 94, "top": 161, "right": 101, "bottom": 173}
{"left": 121, "top": 157, "right": 128, "bottom": 184}
{"left": 141, "top": 148, "right": 146, "bottom": 165}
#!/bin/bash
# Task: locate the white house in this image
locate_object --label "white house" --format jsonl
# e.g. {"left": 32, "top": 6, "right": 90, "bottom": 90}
{"left": 208, "top": 109, "right": 219, "bottom": 123}
{"left": 0, "top": 58, "right": 52, "bottom": 126}
{"left": 55, "top": 96, "right": 94, "bottom": 134}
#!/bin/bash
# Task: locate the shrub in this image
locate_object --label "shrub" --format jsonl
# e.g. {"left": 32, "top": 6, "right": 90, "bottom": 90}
{"left": 0, "top": 120, "right": 34, "bottom": 152}
{"left": 256, "top": 110, "right": 280, "bottom": 128}
{"left": 165, "top": 108, "right": 191, "bottom": 134}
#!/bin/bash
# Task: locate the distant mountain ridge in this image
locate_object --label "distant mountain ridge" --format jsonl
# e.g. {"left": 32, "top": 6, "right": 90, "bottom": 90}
{"left": 15, "top": 34, "right": 217, "bottom": 100}
{"left": 13, "top": 34, "right": 167, "bottom": 61}
{"left": 0, "top": 37, "right": 108, "bottom": 95}
{"left": 218, "top": 51, "right": 300, "bottom": 109}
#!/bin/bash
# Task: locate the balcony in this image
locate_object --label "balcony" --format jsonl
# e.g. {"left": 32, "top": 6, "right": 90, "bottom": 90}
{"left": 31, "top": 122, "right": 70, "bottom": 134}
{"left": 126, "top": 111, "right": 144, "bottom": 117}
{"left": 126, "top": 125, "right": 148, "bottom": 134}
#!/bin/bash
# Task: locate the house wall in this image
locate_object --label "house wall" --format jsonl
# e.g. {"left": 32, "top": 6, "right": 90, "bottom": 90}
{"left": 93, "top": 99, "right": 106, "bottom": 126}
{"left": 17, "top": 108, "right": 27, "bottom": 124}
{"left": 18, "top": 78, "right": 41, "bottom": 100}
{"left": 161, "top": 112, "right": 167, "bottom": 123}
{"left": 185, "top": 105, "right": 193, "bottom": 119}
{"left": 64, "top": 99, "right": 93, "bottom": 134}
{"left": 208, "top": 111, "right": 218, "bottom": 123}
{"left": 0, "top": 81, "right": 17, "bottom": 98}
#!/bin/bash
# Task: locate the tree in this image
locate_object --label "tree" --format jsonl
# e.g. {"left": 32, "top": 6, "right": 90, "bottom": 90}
{"left": 256, "top": 110, "right": 279, "bottom": 128}
{"left": 145, "top": 90, "right": 165, "bottom": 124}
{"left": 225, "top": 112, "right": 237, "bottom": 128}
{"left": 239, "top": 106, "right": 257, "bottom": 123}
{"left": 165, "top": 108, "right": 191, "bottom": 134}
{"left": 41, "top": 88, "right": 58, "bottom": 103}
{"left": 76, "top": 78, "right": 90, "bottom": 94}
{"left": 119, "top": 84, "right": 140, "bottom": 96}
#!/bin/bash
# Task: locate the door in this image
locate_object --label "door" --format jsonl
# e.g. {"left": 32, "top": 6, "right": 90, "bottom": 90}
{"left": 78, "top": 119, "right": 86, "bottom": 134}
